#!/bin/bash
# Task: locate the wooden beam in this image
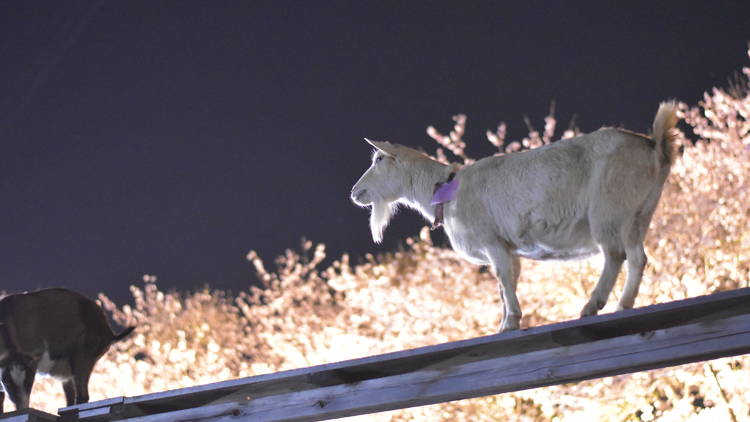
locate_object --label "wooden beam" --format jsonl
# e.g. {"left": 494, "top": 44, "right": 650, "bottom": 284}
{"left": 102, "top": 313, "right": 750, "bottom": 422}
{"left": 58, "top": 288, "right": 750, "bottom": 422}
{"left": 0, "top": 409, "right": 58, "bottom": 422}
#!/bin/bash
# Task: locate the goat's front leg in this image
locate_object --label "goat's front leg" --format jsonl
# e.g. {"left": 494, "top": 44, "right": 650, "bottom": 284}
{"left": 487, "top": 248, "right": 522, "bottom": 332}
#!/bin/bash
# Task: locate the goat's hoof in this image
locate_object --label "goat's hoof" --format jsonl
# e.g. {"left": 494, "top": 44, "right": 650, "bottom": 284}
{"left": 499, "top": 321, "right": 520, "bottom": 332}
{"left": 616, "top": 303, "right": 633, "bottom": 312}
{"left": 581, "top": 297, "right": 608, "bottom": 317}
{"left": 580, "top": 302, "right": 600, "bottom": 318}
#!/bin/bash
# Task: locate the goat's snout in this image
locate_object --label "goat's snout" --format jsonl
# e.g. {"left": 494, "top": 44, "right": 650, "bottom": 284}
{"left": 350, "top": 187, "right": 368, "bottom": 206}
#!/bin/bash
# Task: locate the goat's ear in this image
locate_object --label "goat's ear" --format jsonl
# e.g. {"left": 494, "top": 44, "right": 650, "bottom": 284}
{"left": 364, "top": 138, "right": 397, "bottom": 157}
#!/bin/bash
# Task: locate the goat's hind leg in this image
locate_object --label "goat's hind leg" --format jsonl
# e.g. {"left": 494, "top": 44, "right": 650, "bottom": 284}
{"left": 618, "top": 244, "right": 647, "bottom": 310}
{"left": 69, "top": 354, "right": 96, "bottom": 405}
{"left": 581, "top": 244, "right": 625, "bottom": 317}
{"left": 617, "top": 213, "right": 652, "bottom": 310}
{"left": 62, "top": 379, "right": 77, "bottom": 406}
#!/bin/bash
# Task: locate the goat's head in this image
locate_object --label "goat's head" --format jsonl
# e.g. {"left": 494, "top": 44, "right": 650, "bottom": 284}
{"left": 0, "top": 355, "right": 35, "bottom": 411}
{"left": 351, "top": 139, "right": 416, "bottom": 243}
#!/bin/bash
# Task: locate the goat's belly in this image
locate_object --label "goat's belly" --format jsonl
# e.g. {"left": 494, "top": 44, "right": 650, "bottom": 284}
{"left": 37, "top": 350, "right": 72, "bottom": 380}
{"left": 515, "top": 215, "right": 598, "bottom": 260}
{"left": 515, "top": 243, "right": 599, "bottom": 261}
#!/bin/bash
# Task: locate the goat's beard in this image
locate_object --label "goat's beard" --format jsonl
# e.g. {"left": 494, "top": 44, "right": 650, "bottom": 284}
{"left": 370, "top": 200, "right": 396, "bottom": 243}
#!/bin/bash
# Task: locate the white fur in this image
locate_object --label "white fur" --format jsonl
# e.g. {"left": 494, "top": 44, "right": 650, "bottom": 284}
{"left": 9, "top": 363, "right": 30, "bottom": 409}
{"left": 352, "top": 102, "right": 679, "bottom": 331}
{"left": 370, "top": 201, "right": 396, "bottom": 243}
{"left": 36, "top": 349, "right": 72, "bottom": 381}
{"left": 36, "top": 349, "right": 55, "bottom": 375}
{"left": 9, "top": 365, "right": 26, "bottom": 389}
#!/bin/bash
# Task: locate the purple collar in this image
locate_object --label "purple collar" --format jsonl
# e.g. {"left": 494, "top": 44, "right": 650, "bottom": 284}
{"left": 431, "top": 177, "right": 459, "bottom": 205}
{"left": 431, "top": 172, "right": 459, "bottom": 229}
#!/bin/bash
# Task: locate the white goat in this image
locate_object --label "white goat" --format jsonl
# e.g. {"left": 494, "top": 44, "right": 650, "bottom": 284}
{"left": 351, "top": 102, "right": 679, "bottom": 331}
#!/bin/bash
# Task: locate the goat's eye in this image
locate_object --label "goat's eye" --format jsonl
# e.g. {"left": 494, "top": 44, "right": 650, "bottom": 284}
{"left": 375, "top": 155, "right": 384, "bottom": 163}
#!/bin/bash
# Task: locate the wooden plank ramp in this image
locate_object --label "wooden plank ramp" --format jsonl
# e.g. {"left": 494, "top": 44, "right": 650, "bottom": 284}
{"left": 0, "top": 409, "right": 58, "bottom": 422}
{"left": 17, "top": 288, "right": 748, "bottom": 422}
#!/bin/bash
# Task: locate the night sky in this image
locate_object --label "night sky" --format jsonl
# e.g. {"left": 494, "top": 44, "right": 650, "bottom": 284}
{"left": 2, "top": 1, "right": 748, "bottom": 304}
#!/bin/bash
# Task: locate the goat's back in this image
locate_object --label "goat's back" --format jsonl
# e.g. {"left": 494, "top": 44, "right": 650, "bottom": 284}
{"left": 448, "top": 128, "right": 666, "bottom": 258}
{"left": 0, "top": 288, "right": 116, "bottom": 357}
{"left": 464, "top": 128, "right": 659, "bottom": 201}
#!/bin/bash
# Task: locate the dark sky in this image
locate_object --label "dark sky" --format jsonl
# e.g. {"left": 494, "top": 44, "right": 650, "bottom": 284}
{"left": 2, "top": 1, "right": 748, "bottom": 304}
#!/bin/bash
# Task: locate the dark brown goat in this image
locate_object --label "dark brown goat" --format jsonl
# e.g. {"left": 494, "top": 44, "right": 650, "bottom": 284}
{"left": 0, "top": 288, "right": 134, "bottom": 412}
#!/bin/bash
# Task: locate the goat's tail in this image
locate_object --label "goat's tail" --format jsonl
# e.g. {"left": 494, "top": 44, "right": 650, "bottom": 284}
{"left": 652, "top": 101, "right": 680, "bottom": 166}
{"left": 112, "top": 325, "right": 136, "bottom": 342}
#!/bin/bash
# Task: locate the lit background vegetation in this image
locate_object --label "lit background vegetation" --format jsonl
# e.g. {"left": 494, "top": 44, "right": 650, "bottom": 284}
{"left": 20, "top": 49, "right": 750, "bottom": 421}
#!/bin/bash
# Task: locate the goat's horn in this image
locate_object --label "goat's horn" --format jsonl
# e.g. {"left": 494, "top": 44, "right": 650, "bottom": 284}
{"left": 365, "top": 138, "right": 396, "bottom": 157}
